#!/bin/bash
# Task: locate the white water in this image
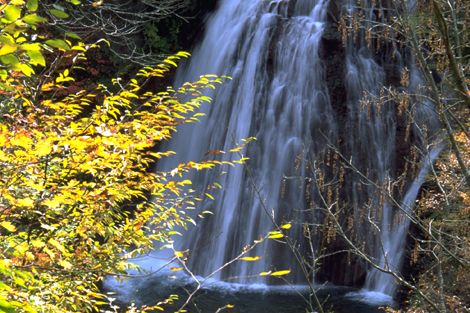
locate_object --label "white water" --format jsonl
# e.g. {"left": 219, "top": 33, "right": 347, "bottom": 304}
{"left": 112, "top": 0, "right": 441, "bottom": 303}
{"left": 364, "top": 143, "right": 443, "bottom": 295}
{"left": 157, "top": 0, "right": 336, "bottom": 285}
{"left": 343, "top": 1, "right": 441, "bottom": 295}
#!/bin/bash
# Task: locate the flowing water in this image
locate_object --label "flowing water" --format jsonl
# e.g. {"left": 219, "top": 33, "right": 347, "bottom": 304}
{"left": 106, "top": 0, "right": 442, "bottom": 309}
{"left": 161, "top": 0, "right": 336, "bottom": 284}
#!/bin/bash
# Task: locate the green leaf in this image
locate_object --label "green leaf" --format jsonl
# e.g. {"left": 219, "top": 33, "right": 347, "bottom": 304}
{"left": 45, "top": 39, "right": 71, "bottom": 50}
{"left": 23, "top": 13, "right": 47, "bottom": 25}
{"left": 4, "top": 5, "right": 22, "bottom": 22}
{"left": 0, "top": 297, "right": 15, "bottom": 313}
{"left": 65, "top": 32, "right": 82, "bottom": 40}
{"left": 66, "top": 0, "right": 81, "bottom": 5}
{"left": 0, "top": 35, "right": 15, "bottom": 45}
{"left": 49, "top": 8, "right": 69, "bottom": 19}
{"left": 26, "top": 0, "right": 39, "bottom": 11}
{"left": 0, "top": 69, "right": 7, "bottom": 80}
{"left": 0, "top": 54, "right": 20, "bottom": 65}
{"left": 0, "top": 282, "right": 11, "bottom": 292}
{"left": 27, "top": 50, "right": 46, "bottom": 66}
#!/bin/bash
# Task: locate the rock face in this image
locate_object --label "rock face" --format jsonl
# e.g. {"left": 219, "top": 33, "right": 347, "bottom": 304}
{"left": 178, "top": 0, "right": 220, "bottom": 51}
{"left": 322, "top": 3, "right": 347, "bottom": 120}
{"left": 317, "top": 1, "right": 360, "bottom": 286}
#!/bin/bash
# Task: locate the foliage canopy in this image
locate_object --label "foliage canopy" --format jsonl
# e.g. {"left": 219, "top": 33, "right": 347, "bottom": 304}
{"left": 0, "top": 1, "right": 234, "bottom": 312}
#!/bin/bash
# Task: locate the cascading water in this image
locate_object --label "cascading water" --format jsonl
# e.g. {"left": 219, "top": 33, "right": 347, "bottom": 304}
{"left": 340, "top": 1, "right": 442, "bottom": 295}
{"left": 109, "top": 0, "right": 442, "bottom": 305}
{"left": 160, "top": 0, "right": 337, "bottom": 284}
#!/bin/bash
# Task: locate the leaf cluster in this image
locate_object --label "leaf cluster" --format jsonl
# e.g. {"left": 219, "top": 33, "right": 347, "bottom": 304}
{"left": 0, "top": 2, "right": 238, "bottom": 312}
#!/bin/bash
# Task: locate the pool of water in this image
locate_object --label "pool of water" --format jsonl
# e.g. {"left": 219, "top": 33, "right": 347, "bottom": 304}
{"left": 105, "top": 258, "right": 395, "bottom": 313}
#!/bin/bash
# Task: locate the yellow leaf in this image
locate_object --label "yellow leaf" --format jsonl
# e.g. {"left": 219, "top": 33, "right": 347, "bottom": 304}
{"left": 270, "top": 269, "right": 291, "bottom": 277}
{"left": 25, "top": 251, "right": 35, "bottom": 261}
{"left": 170, "top": 267, "right": 183, "bottom": 271}
{"left": 43, "top": 247, "right": 56, "bottom": 260}
{"left": 0, "top": 259, "right": 12, "bottom": 270}
{"left": 35, "top": 140, "right": 52, "bottom": 157}
{"left": 20, "top": 43, "right": 41, "bottom": 51}
{"left": 18, "top": 198, "right": 34, "bottom": 208}
{"left": 58, "top": 259, "right": 73, "bottom": 270}
{"left": 42, "top": 198, "right": 62, "bottom": 209}
{"left": 0, "top": 43, "right": 17, "bottom": 56}
{"left": 10, "top": 132, "right": 33, "bottom": 149}
{"left": 41, "top": 82, "right": 55, "bottom": 91}
{"left": 48, "top": 238, "right": 66, "bottom": 253}
{"left": 174, "top": 251, "right": 184, "bottom": 258}
{"left": 31, "top": 239, "right": 45, "bottom": 248}
{"left": 56, "top": 73, "right": 74, "bottom": 83}
{"left": 259, "top": 271, "right": 271, "bottom": 276}
{"left": 281, "top": 223, "right": 292, "bottom": 230}
{"left": 240, "top": 256, "right": 261, "bottom": 261}
{"left": 0, "top": 221, "right": 16, "bottom": 232}
{"left": 4, "top": 4, "right": 22, "bottom": 22}
{"left": 15, "top": 63, "right": 35, "bottom": 76}
{"left": 168, "top": 231, "right": 182, "bottom": 236}
{"left": 267, "top": 231, "right": 284, "bottom": 239}
{"left": 14, "top": 276, "right": 26, "bottom": 287}
{"left": 164, "top": 59, "right": 178, "bottom": 67}
{"left": 229, "top": 147, "right": 242, "bottom": 153}
{"left": 14, "top": 242, "right": 29, "bottom": 255}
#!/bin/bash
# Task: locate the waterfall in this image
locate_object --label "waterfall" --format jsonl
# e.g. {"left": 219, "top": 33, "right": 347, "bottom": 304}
{"left": 160, "top": 0, "right": 336, "bottom": 285}
{"left": 339, "top": 0, "right": 442, "bottom": 295}
{"left": 148, "top": 0, "right": 440, "bottom": 298}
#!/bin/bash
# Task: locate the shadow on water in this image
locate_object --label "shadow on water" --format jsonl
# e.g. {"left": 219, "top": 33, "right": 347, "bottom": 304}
{"left": 167, "top": 287, "right": 391, "bottom": 313}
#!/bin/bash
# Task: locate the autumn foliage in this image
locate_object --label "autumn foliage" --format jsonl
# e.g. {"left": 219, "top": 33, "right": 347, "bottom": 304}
{"left": 0, "top": 1, "right": 231, "bottom": 312}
